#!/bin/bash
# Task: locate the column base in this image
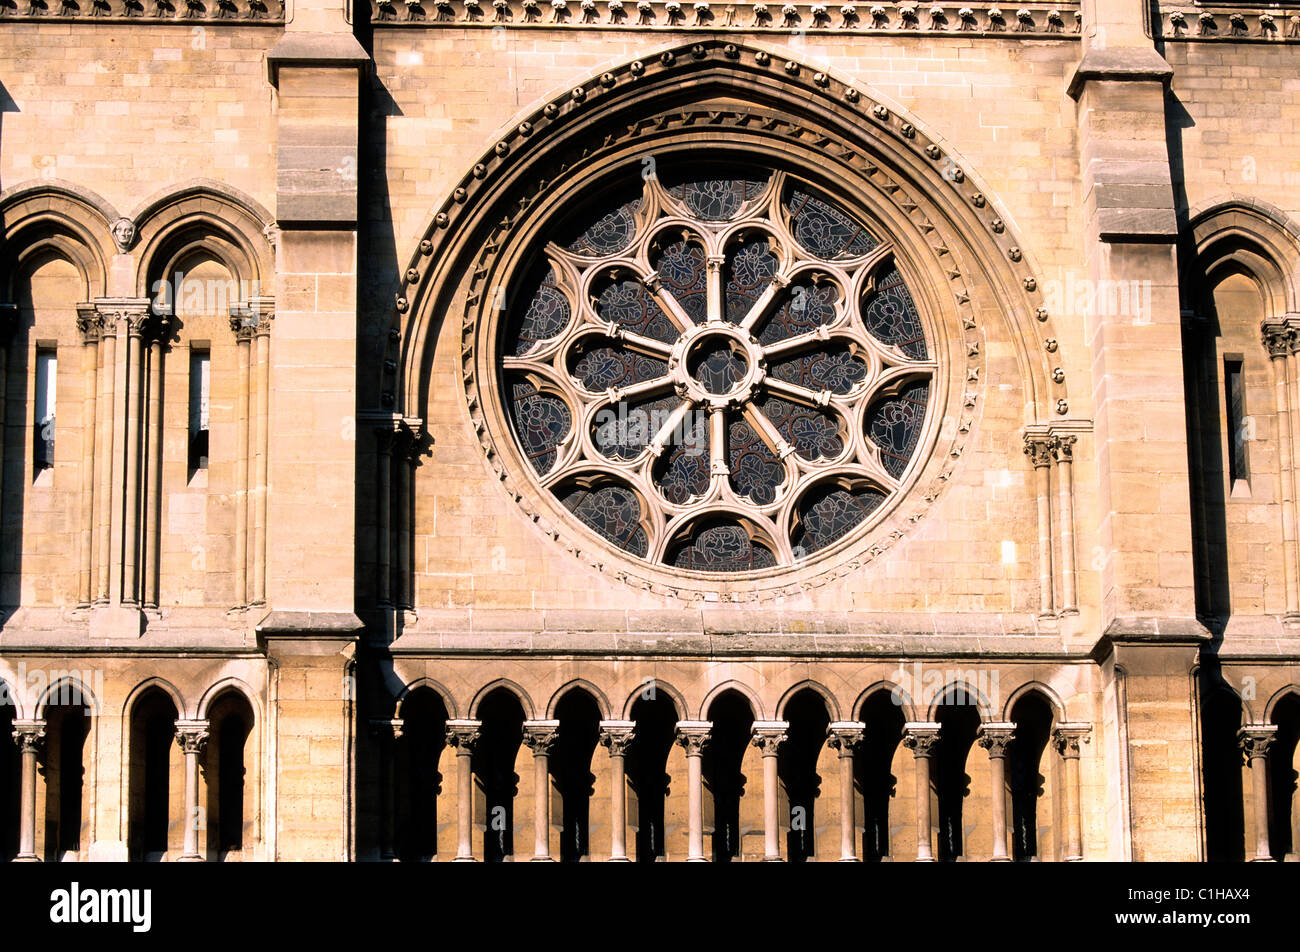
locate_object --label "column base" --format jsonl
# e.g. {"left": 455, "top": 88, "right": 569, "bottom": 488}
{"left": 451, "top": 856, "right": 478, "bottom": 862}
{"left": 686, "top": 857, "right": 709, "bottom": 862}
{"left": 176, "top": 854, "right": 205, "bottom": 863}
{"left": 990, "top": 856, "right": 1012, "bottom": 863}
{"left": 607, "top": 856, "right": 632, "bottom": 862}
{"left": 1065, "top": 854, "right": 1084, "bottom": 862}
{"left": 1249, "top": 855, "right": 1276, "bottom": 862}
{"left": 530, "top": 856, "right": 557, "bottom": 862}
{"left": 837, "top": 856, "right": 862, "bottom": 863}
{"left": 762, "top": 856, "right": 784, "bottom": 862}
{"left": 11, "top": 854, "right": 40, "bottom": 863}
{"left": 915, "top": 856, "right": 936, "bottom": 863}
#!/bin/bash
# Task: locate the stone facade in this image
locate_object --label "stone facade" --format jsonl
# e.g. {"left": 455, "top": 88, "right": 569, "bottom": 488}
{"left": 0, "top": 0, "right": 1297, "bottom": 862}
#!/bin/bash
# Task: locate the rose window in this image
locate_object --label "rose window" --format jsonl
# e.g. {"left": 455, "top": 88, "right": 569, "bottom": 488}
{"left": 500, "top": 163, "right": 937, "bottom": 574}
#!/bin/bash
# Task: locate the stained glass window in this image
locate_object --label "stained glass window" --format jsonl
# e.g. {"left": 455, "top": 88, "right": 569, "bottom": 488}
{"left": 499, "top": 161, "right": 935, "bottom": 573}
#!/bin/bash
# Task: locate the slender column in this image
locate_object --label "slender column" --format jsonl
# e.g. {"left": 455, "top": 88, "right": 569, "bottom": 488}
{"left": 705, "top": 255, "right": 724, "bottom": 323}
{"left": 445, "top": 720, "right": 481, "bottom": 862}
{"left": 369, "top": 718, "right": 403, "bottom": 861}
{"left": 175, "top": 719, "right": 210, "bottom": 862}
{"left": 12, "top": 720, "right": 45, "bottom": 862}
{"left": 1053, "top": 723, "right": 1092, "bottom": 861}
{"left": 1264, "top": 321, "right": 1300, "bottom": 619}
{"left": 1024, "top": 435, "right": 1056, "bottom": 616}
{"left": 142, "top": 318, "right": 167, "bottom": 609}
{"left": 0, "top": 306, "right": 14, "bottom": 558}
{"left": 95, "top": 317, "right": 117, "bottom": 602}
{"left": 1239, "top": 725, "right": 1278, "bottom": 862}
{"left": 826, "top": 721, "right": 865, "bottom": 862}
{"left": 231, "top": 314, "right": 253, "bottom": 607}
{"left": 522, "top": 720, "right": 560, "bottom": 862}
{"left": 396, "top": 428, "right": 420, "bottom": 611}
{"left": 675, "top": 721, "right": 711, "bottom": 862}
{"left": 75, "top": 306, "right": 100, "bottom": 607}
{"left": 1285, "top": 318, "right": 1300, "bottom": 620}
{"left": 751, "top": 720, "right": 789, "bottom": 862}
{"left": 250, "top": 305, "right": 273, "bottom": 606}
{"left": 375, "top": 427, "right": 394, "bottom": 607}
{"left": 977, "top": 722, "right": 1016, "bottom": 862}
{"left": 902, "top": 723, "right": 940, "bottom": 862}
{"left": 598, "top": 720, "right": 635, "bottom": 862}
{"left": 122, "top": 308, "right": 149, "bottom": 605}
{"left": 1052, "top": 434, "right": 1079, "bottom": 614}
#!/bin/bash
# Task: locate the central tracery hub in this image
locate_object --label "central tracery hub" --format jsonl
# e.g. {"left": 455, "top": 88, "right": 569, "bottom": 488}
{"left": 672, "top": 323, "right": 765, "bottom": 406}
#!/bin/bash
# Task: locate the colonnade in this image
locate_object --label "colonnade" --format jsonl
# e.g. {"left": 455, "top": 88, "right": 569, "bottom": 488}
{"left": 372, "top": 708, "right": 1094, "bottom": 862}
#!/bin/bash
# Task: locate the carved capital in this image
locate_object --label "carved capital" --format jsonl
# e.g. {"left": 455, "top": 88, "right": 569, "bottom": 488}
{"left": 751, "top": 720, "right": 789, "bottom": 756}
{"left": 368, "top": 718, "right": 404, "bottom": 741}
{"left": 1262, "top": 319, "right": 1295, "bottom": 359}
{"left": 1052, "top": 723, "right": 1092, "bottom": 759}
{"left": 598, "top": 720, "right": 636, "bottom": 757}
{"left": 445, "top": 718, "right": 482, "bottom": 752}
{"left": 902, "top": 722, "right": 941, "bottom": 757}
{"left": 76, "top": 304, "right": 103, "bottom": 344}
{"left": 1023, "top": 434, "right": 1054, "bottom": 469}
{"left": 675, "top": 720, "right": 711, "bottom": 756}
{"left": 826, "top": 721, "right": 865, "bottom": 756}
{"left": 977, "top": 722, "right": 1017, "bottom": 757}
{"left": 1050, "top": 434, "right": 1077, "bottom": 464}
{"left": 1238, "top": 724, "right": 1278, "bottom": 759}
{"left": 12, "top": 719, "right": 46, "bottom": 754}
{"left": 522, "top": 719, "right": 561, "bottom": 754}
{"left": 174, "top": 719, "right": 210, "bottom": 755}
{"left": 231, "top": 298, "right": 275, "bottom": 339}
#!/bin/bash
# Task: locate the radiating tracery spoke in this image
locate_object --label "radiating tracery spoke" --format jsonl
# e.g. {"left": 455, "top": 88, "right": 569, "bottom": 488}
{"left": 500, "top": 162, "right": 937, "bottom": 572}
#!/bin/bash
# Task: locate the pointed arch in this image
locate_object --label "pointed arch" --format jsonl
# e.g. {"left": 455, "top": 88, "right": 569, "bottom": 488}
{"left": 395, "top": 677, "right": 459, "bottom": 720}
{"left": 0, "top": 180, "right": 117, "bottom": 302}
{"left": 1185, "top": 197, "right": 1300, "bottom": 318}
{"left": 1266, "top": 685, "right": 1300, "bottom": 723}
{"left": 620, "top": 679, "right": 686, "bottom": 720}
{"left": 700, "top": 679, "right": 764, "bottom": 720}
{"left": 34, "top": 675, "right": 101, "bottom": 718}
{"left": 1002, "top": 681, "right": 1067, "bottom": 724}
{"left": 854, "top": 680, "right": 918, "bottom": 723}
{"left": 196, "top": 677, "right": 261, "bottom": 722}
{"left": 776, "top": 680, "right": 841, "bottom": 722}
{"left": 926, "top": 679, "right": 996, "bottom": 723}
{"left": 122, "top": 676, "right": 188, "bottom": 721}
{"left": 546, "top": 679, "right": 612, "bottom": 720}
{"left": 132, "top": 181, "right": 275, "bottom": 302}
{"left": 468, "top": 678, "right": 535, "bottom": 720}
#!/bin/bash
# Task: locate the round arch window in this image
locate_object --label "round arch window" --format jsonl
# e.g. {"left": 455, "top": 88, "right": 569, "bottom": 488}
{"left": 498, "top": 160, "right": 939, "bottom": 575}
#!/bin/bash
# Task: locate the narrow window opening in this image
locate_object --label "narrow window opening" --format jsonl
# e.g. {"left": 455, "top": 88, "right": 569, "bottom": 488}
{"left": 188, "top": 346, "right": 210, "bottom": 478}
{"left": 34, "top": 347, "right": 56, "bottom": 478}
{"left": 1225, "top": 357, "right": 1250, "bottom": 493}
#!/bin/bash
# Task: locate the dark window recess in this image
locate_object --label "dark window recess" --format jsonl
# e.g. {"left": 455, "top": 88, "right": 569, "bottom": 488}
{"left": 1225, "top": 359, "right": 1249, "bottom": 484}
{"left": 34, "top": 349, "right": 56, "bottom": 473}
{"left": 188, "top": 349, "right": 210, "bottom": 474}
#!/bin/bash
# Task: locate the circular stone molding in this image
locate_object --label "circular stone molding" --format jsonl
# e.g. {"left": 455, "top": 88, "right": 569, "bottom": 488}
{"left": 393, "top": 41, "right": 1073, "bottom": 602}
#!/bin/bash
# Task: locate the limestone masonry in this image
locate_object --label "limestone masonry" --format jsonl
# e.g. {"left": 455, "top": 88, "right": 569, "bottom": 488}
{"left": 0, "top": 0, "right": 1297, "bottom": 862}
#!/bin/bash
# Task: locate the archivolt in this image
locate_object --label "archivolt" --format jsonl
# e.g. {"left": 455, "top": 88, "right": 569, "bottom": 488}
{"left": 0, "top": 180, "right": 117, "bottom": 301}
{"left": 388, "top": 40, "right": 1071, "bottom": 599}
{"left": 391, "top": 39, "right": 1064, "bottom": 426}
{"left": 1184, "top": 197, "right": 1300, "bottom": 318}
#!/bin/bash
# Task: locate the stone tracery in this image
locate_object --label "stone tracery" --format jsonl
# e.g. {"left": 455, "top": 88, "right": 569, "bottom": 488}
{"left": 499, "top": 162, "right": 938, "bottom": 571}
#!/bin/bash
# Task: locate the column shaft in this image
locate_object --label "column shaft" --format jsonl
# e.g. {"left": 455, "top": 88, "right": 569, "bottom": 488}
{"left": 122, "top": 329, "right": 143, "bottom": 605}
{"left": 76, "top": 316, "right": 98, "bottom": 607}
{"left": 143, "top": 338, "right": 163, "bottom": 608}
{"left": 233, "top": 332, "right": 251, "bottom": 606}
{"left": 252, "top": 330, "right": 270, "bottom": 605}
